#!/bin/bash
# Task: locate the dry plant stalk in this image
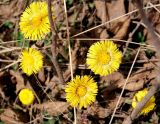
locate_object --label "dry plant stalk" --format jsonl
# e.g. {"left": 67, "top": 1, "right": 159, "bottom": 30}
{"left": 47, "top": 0, "right": 64, "bottom": 84}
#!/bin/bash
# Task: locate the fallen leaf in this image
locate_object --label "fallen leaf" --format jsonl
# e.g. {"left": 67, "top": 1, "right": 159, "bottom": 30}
{"left": 118, "top": 63, "right": 156, "bottom": 91}
{"left": 96, "top": 107, "right": 111, "bottom": 118}
{"left": 100, "top": 29, "right": 109, "bottom": 39}
{"left": 106, "top": 0, "right": 125, "bottom": 20}
{"left": 9, "top": 70, "right": 25, "bottom": 93}
{"left": 34, "top": 101, "right": 69, "bottom": 116}
{"left": 0, "top": 108, "right": 23, "bottom": 124}
{"left": 87, "top": 96, "right": 125, "bottom": 118}
{"left": 0, "top": 0, "right": 26, "bottom": 23}
{"left": 113, "top": 17, "right": 130, "bottom": 39}
{"left": 38, "top": 68, "right": 46, "bottom": 83}
{"left": 151, "top": 112, "right": 159, "bottom": 124}
{"left": 100, "top": 63, "right": 156, "bottom": 91}
{"left": 94, "top": 0, "right": 110, "bottom": 39}
{"left": 100, "top": 72, "right": 124, "bottom": 92}
{"left": 94, "top": 0, "right": 108, "bottom": 25}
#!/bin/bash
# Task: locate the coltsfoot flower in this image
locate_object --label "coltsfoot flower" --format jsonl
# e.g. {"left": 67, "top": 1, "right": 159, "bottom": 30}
{"left": 19, "top": 2, "right": 53, "bottom": 40}
{"left": 132, "top": 89, "right": 156, "bottom": 115}
{"left": 19, "top": 88, "right": 35, "bottom": 105}
{"left": 65, "top": 75, "right": 98, "bottom": 109}
{"left": 20, "top": 48, "right": 43, "bottom": 76}
{"left": 86, "top": 40, "right": 122, "bottom": 76}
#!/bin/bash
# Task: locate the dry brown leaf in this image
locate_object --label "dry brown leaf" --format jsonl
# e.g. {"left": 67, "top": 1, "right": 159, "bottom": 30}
{"left": 106, "top": 0, "right": 128, "bottom": 36}
{"left": 106, "top": 0, "right": 125, "bottom": 20}
{"left": 35, "top": 101, "right": 69, "bottom": 116}
{"left": 107, "top": 96, "right": 125, "bottom": 113}
{"left": 68, "top": 10, "right": 79, "bottom": 24}
{"left": 38, "top": 68, "right": 46, "bottom": 83}
{"left": 93, "top": 28, "right": 109, "bottom": 39}
{"left": 94, "top": 0, "right": 110, "bottom": 39}
{"left": 151, "top": 112, "right": 159, "bottom": 124}
{"left": 128, "top": 0, "right": 136, "bottom": 13}
{"left": 0, "top": 108, "right": 22, "bottom": 124}
{"left": 85, "top": 104, "right": 111, "bottom": 118}
{"left": 146, "top": 11, "right": 160, "bottom": 49}
{"left": 113, "top": 17, "right": 130, "bottom": 39}
{"left": 96, "top": 107, "right": 111, "bottom": 118}
{"left": 94, "top": 0, "right": 108, "bottom": 24}
{"left": 100, "top": 63, "right": 156, "bottom": 91}
{"left": 9, "top": 70, "right": 25, "bottom": 93}
{"left": 87, "top": 97, "right": 125, "bottom": 118}
{"left": 100, "top": 72, "right": 124, "bottom": 91}
{"left": 118, "top": 63, "right": 156, "bottom": 91}
{"left": 78, "top": 2, "right": 89, "bottom": 22}
{"left": 0, "top": 71, "right": 5, "bottom": 77}
{"left": 0, "top": 0, "right": 26, "bottom": 23}
{"left": 100, "top": 29, "right": 109, "bottom": 39}
{"left": 52, "top": 1, "right": 65, "bottom": 23}
{"left": 46, "top": 76, "right": 60, "bottom": 98}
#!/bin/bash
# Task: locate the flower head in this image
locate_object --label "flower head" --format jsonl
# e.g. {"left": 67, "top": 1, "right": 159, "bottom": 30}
{"left": 132, "top": 89, "right": 156, "bottom": 115}
{"left": 19, "top": 88, "right": 35, "bottom": 105}
{"left": 19, "top": 2, "right": 53, "bottom": 40}
{"left": 86, "top": 40, "right": 122, "bottom": 76}
{"left": 20, "top": 48, "right": 43, "bottom": 76}
{"left": 65, "top": 75, "right": 98, "bottom": 109}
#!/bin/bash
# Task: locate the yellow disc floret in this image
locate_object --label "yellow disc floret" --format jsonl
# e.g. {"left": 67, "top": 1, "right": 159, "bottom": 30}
{"left": 76, "top": 86, "right": 87, "bottom": 97}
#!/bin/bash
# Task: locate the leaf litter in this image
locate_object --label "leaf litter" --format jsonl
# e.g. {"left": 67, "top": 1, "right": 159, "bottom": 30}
{"left": 0, "top": 0, "right": 160, "bottom": 123}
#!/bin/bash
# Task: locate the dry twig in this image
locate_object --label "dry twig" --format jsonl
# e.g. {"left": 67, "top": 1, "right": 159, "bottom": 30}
{"left": 47, "top": 0, "right": 64, "bottom": 84}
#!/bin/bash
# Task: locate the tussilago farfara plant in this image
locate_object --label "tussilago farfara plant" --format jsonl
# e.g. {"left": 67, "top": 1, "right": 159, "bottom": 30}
{"left": 19, "top": 88, "right": 35, "bottom": 105}
{"left": 19, "top": 2, "right": 54, "bottom": 40}
{"left": 86, "top": 40, "right": 122, "bottom": 76}
{"left": 132, "top": 88, "right": 156, "bottom": 115}
{"left": 65, "top": 75, "right": 98, "bottom": 109}
{"left": 20, "top": 48, "right": 43, "bottom": 76}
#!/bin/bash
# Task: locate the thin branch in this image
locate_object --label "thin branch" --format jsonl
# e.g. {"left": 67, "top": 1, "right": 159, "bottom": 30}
{"left": 0, "top": 47, "right": 21, "bottom": 54}
{"left": 0, "top": 59, "right": 15, "bottom": 63}
{"left": 0, "top": 60, "right": 20, "bottom": 72}
{"left": 47, "top": 0, "right": 64, "bottom": 84}
{"left": 63, "top": 0, "right": 76, "bottom": 123}
{"left": 148, "top": 2, "right": 160, "bottom": 14}
{"left": 63, "top": 0, "right": 74, "bottom": 80}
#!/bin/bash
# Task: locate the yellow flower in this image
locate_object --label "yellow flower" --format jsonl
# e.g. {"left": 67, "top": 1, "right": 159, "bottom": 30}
{"left": 20, "top": 48, "right": 43, "bottom": 76}
{"left": 65, "top": 75, "right": 98, "bottom": 109}
{"left": 86, "top": 40, "right": 122, "bottom": 76}
{"left": 132, "top": 89, "right": 156, "bottom": 115}
{"left": 19, "top": 88, "right": 35, "bottom": 105}
{"left": 19, "top": 2, "right": 52, "bottom": 40}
